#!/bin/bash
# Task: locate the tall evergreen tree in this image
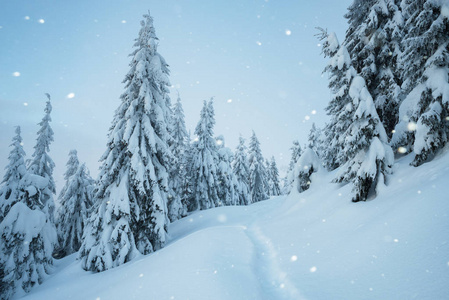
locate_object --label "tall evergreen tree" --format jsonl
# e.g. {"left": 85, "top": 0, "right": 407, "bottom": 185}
{"left": 168, "top": 93, "right": 189, "bottom": 221}
{"left": 288, "top": 140, "right": 303, "bottom": 171}
{"left": 55, "top": 151, "right": 94, "bottom": 257}
{"left": 188, "top": 100, "right": 220, "bottom": 211}
{"left": 248, "top": 131, "right": 268, "bottom": 202}
{"left": 215, "top": 136, "right": 239, "bottom": 206}
{"left": 28, "top": 93, "right": 56, "bottom": 222}
{"left": 392, "top": 0, "right": 449, "bottom": 166}
{"left": 308, "top": 123, "right": 323, "bottom": 158}
{"left": 0, "top": 127, "right": 27, "bottom": 223}
{"left": 79, "top": 12, "right": 172, "bottom": 272}
{"left": 59, "top": 150, "right": 80, "bottom": 199}
{"left": 282, "top": 139, "right": 303, "bottom": 194}
{"left": 232, "top": 136, "right": 251, "bottom": 205}
{"left": 333, "top": 75, "right": 394, "bottom": 202}
{"left": 264, "top": 158, "right": 273, "bottom": 197}
{"left": 0, "top": 128, "right": 56, "bottom": 299}
{"left": 344, "top": 0, "right": 404, "bottom": 137}
{"left": 267, "top": 156, "right": 281, "bottom": 196}
{"left": 317, "top": 29, "right": 354, "bottom": 170}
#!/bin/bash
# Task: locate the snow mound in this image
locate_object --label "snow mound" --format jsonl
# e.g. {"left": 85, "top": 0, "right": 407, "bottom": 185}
{"left": 21, "top": 153, "right": 449, "bottom": 300}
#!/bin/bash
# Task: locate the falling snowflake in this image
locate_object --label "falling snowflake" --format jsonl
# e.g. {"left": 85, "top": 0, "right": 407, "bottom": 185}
{"left": 12, "top": 72, "right": 21, "bottom": 77}
{"left": 398, "top": 147, "right": 407, "bottom": 154}
{"left": 38, "top": 19, "right": 45, "bottom": 24}
{"left": 121, "top": 20, "right": 127, "bottom": 24}
{"left": 227, "top": 99, "right": 232, "bottom": 103}
{"left": 311, "top": 110, "right": 317, "bottom": 115}
{"left": 24, "top": 16, "right": 30, "bottom": 20}
{"left": 285, "top": 29, "right": 292, "bottom": 36}
{"left": 310, "top": 266, "right": 317, "bottom": 272}
{"left": 290, "top": 255, "right": 298, "bottom": 262}
{"left": 407, "top": 122, "right": 417, "bottom": 131}
{"left": 256, "top": 41, "right": 262, "bottom": 46}
{"left": 23, "top": 103, "right": 28, "bottom": 106}
{"left": 67, "top": 93, "right": 75, "bottom": 99}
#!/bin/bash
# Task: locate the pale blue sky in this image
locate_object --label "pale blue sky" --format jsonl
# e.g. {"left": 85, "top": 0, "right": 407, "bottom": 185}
{"left": 0, "top": 0, "right": 352, "bottom": 189}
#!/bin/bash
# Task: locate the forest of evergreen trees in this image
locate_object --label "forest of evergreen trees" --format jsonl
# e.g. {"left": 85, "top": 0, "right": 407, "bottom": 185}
{"left": 0, "top": 1, "right": 448, "bottom": 298}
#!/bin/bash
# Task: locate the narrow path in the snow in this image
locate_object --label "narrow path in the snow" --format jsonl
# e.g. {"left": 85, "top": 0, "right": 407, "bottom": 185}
{"left": 245, "top": 220, "right": 305, "bottom": 300}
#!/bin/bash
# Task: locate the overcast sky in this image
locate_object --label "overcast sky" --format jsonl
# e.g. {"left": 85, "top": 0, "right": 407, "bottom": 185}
{"left": 0, "top": 0, "right": 352, "bottom": 191}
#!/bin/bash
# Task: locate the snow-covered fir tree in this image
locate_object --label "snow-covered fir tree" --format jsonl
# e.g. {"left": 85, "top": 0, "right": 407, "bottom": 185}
{"left": 264, "top": 158, "right": 272, "bottom": 197}
{"left": 58, "top": 150, "right": 79, "bottom": 200}
{"left": 333, "top": 75, "right": 394, "bottom": 202}
{"left": 0, "top": 129, "right": 56, "bottom": 299}
{"left": 248, "top": 131, "right": 268, "bottom": 202}
{"left": 27, "top": 94, "right": 56, "bottom": 222}
{"left": 168, "top": 93, "right": 189, "bottom": 221}
{"left": 317, "top": 29, "right": 354, "bottom": 170}
{"left": 79, "top": 12, "right": 172, "bottom": 272}
{"left": 308, "top": 123, "right": 323, "bottom": 158}
{"left": 392, "top": 0, "right": 449, "bottom": 166}
{"left": 0, "top": 127, "right": 27, "bottom": 223}
{"left": 0, "top": 202, "right": 57, "bottom": 300}
{"left": 344, "top": 0, "right": 404, "bottom": 138}
{"left": 55, "top": 151, "right": 94, "bottom": 257}
{"left": 188, "top": 99, "right": 220, "bottom": 211}
{"left": 288, "top": 140, "right": 303, "bottom": 171}
{"left": 232, "top": 136, "right": 251, "bottom": 205}
{"left": 267, "top": 156, "right": 281, "bottom": 196}
{"left": 215, "top": 136, "right": 239, "bottom": 206}
{"left": 291, "top": 147, "right": 320, "bottom": 193}
{"left": 282, "top": 140, "right": 303, "bottom": 194}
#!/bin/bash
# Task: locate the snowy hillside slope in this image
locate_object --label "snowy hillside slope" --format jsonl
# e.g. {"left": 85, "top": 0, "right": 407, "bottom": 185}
{"left": 21, "top": 151, "right": 449, "bottom": 300}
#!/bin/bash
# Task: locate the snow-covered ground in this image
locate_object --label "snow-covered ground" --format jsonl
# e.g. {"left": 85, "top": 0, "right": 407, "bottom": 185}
{"left": 21, "top": 151, "right": 449, "bottom": 300}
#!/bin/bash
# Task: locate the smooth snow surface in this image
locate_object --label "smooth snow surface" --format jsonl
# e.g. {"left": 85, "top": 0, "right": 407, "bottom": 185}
{"left": 21, "top": 152, "right": 449, "bottom": 300}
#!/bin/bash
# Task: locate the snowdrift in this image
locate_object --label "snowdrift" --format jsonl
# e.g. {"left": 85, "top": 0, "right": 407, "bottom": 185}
{"left": 21, "top": 151, "right": 449, "bottom": 300}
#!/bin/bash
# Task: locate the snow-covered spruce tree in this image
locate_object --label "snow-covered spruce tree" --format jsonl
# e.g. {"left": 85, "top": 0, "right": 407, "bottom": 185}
{"left": 392, "top": 0, "right": 449, "bottom": 166}
{"left": 268, "top": 156, "right": 281, "bottom": 196}
{"left": 232, "top": 136, "right": 251, "bottom": 205}
{"left": 344, "top": 0, "right": 404, "bottom": 138}
{"left": 188, "top": 100, "right": 220, "bottom": 211}
{"left": 316, "top": 29, "right": 354, "bottom": 170}
{"left": 0, "top": 202, "right": 57, "bottom": 300}
{"left": 264, "top": 158, "right": 272, "bottom": 197}
{"left": 308, "top": 123, "right": 323, "bottom": 158}
{"left": 282, "top": 139, "right": 303, "bottom": 194}
{"left": 333, "top": 75, "right": 394, "bottom": 202}
{"left": 182, "top": 131, "right": 195, "bottom": 211}
{"left": 291, "top": 148, "right": 320, "bottom": 193}
{"left": 58, "top": 150, "right": 80, "bottom": 201}
{"left": 215, "top": 136, "right": 239, "bottom": 206}
{"left": 168, "top": 93, "right": 189, "bottom": 221}
{"left": 79, "top": 12, "right": 172, "bottom": 272}
{"left": 288, "top": 140, "right": 303, "bottom": 172}
{"left": 55, "top": 159, "right": 94, "bottom": 257}
{"left": 248, "top": 131, "right": 268, "bottom": 202}
{"left": 28, "top": 93, "right": 56, "bottom": 222}
{"left": 0, "top": 128, "right": 56, "bottom": 298}
{"left": 0, "top": 126, "right": 27, "bottom": 223}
